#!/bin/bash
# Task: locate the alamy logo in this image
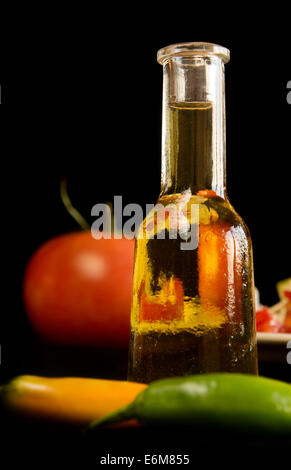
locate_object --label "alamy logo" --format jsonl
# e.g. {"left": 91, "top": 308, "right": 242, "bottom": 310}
{"left": 287, "top": 81, "right": 291, "bottom": 105}
{"left": 91, "top": 195, "right": 199, "bottom": 251}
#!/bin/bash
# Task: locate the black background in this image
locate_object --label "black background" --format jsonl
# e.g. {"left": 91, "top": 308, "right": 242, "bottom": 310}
{"left": 0, "top": 20, "right": 291, "bottom": 463}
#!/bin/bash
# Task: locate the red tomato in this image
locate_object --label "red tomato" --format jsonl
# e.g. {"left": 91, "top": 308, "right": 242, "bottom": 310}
{"left": 23, "top": 232, "right": 134, "bottom": 348}
{"left": 256, "top": 306, "right": 282, "bottom": 333}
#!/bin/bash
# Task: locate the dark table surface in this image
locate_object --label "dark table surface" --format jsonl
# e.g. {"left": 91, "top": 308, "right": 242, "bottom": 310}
{"left": 1, "top": 344, "right": 290, "bottom": 467}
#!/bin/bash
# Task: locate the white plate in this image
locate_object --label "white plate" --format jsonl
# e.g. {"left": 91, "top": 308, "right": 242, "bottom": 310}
{"left": 257, "top": 332, "right": 291, "bottom": 344}
{"left": 257, "top": 332, "right": 291, "bottom": 363}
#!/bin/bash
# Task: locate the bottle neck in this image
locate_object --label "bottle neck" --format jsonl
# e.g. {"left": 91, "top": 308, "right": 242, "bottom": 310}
{"left": 160, "top": 55, "right": 227, "bottom": 199}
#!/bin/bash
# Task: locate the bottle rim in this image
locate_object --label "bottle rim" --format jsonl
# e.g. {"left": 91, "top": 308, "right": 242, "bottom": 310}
{"left": 157, "top": 42, "right": 230, "bottom": 65}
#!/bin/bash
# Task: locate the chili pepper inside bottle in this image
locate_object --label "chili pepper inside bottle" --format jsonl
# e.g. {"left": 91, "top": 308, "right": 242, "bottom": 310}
{"left": 128, "top": 42, "right": 258, "bottom": 383}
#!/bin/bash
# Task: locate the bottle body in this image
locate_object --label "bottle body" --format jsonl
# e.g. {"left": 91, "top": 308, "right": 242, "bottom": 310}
{"left": 128, "top": 192, "right": 258, "bottom": 383}
{"left": 128, "top": 44, "right": 258, "bottom": 383}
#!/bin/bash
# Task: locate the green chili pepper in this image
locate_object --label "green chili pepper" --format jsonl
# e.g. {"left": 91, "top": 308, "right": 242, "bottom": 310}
{"left": 88, "top": 373, "right": 291, "bottom": 436}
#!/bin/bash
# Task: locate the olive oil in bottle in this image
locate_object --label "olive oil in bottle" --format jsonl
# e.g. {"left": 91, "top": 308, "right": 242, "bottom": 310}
{"left": 128, "top": 43, "right": 258, "bottom": 383}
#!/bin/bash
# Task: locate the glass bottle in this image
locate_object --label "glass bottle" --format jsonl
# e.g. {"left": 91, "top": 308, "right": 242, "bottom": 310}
{"left": 128, "top": 42, "right": 258, "bottom": 383}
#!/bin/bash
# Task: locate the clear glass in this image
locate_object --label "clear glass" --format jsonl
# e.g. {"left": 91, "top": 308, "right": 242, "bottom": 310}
{"left": 128, "top": 43, "right": 258, "bottom": 383}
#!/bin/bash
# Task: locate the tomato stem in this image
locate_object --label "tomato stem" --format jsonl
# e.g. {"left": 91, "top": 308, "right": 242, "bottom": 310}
{"left": 60, "top": 179, "right": 90, "bottom": 231}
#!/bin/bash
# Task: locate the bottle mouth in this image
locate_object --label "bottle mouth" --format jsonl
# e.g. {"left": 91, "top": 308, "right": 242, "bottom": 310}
{"left": 157, "top": 42, "right": 230, "bottom": 65}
